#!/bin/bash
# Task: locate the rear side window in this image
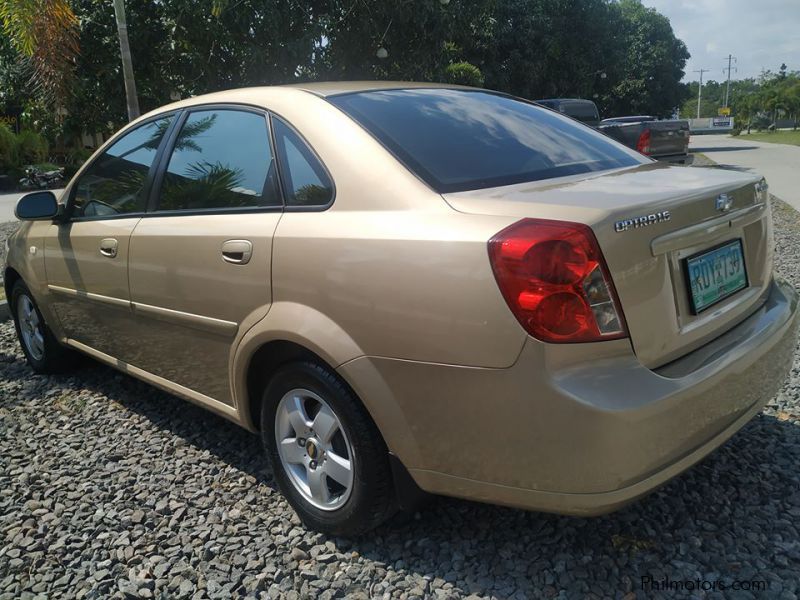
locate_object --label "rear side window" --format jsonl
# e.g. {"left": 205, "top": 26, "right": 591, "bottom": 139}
{"left": 330, "top": 89, "right": 644, "bottom": 193}
{"left": 72, "top": 116, "right": 172, "bottom": 218}
{"left": 158, "top": 109, "right": 281, "bottom": 212}
{"left": 272, "top": 116, "right": 333, "bottom": 207}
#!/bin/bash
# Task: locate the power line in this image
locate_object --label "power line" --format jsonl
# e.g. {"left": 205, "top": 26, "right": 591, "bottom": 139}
{"left": 694, "top": 68, "right": 710, "bottom": 119}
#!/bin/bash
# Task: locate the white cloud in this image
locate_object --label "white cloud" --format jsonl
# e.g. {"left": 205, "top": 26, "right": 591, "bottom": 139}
{"left": 642, "top": 0, "right": 800, "bottom": 81}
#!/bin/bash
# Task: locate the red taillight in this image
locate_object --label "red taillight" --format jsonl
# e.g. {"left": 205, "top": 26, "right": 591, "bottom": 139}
{"left": 636, "top": 129, "right": 651, "bottom": 155}
{"left": 488, "top": 219, "right": 628, "bottom": 343}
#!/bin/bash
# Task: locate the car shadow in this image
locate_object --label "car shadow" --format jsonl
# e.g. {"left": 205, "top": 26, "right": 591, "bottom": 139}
{"left": 3, "top": 346, "right": 798, "bottom": 595}
{"left": 693, "top": 163, "right": 755, "bottom": 173}
{"left": 691, "top": 146, "right": 761, "bottom": 153}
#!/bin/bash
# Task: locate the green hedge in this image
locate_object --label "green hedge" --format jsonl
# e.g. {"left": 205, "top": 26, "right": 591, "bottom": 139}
{"left": 0, "top": 123, "right": 17, "bottom": 171}
{"left": 0, "top": 125, "right": 50, "bottom": 173}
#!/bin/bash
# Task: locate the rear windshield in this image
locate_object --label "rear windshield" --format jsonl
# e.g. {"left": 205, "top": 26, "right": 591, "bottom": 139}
{"left": 561, "top": 101, "right": 599, "bottom": 121}
{"left": 329, "top": 89, "right": 644, "bottom": 193}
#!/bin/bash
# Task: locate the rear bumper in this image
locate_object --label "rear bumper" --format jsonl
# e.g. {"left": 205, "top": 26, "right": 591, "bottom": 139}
{"left": 340, "top": 278, "right": 799, "bottom": 515}
{"left": 655, "top": 153, "right": 693, "bottom": 165}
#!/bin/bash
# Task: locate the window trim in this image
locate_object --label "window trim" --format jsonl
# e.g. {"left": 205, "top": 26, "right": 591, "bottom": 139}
{"left": 148, "top": 104, "right": 284, "bottom": 217}
{"left": 65, "top": 112, "right": 180, "bottom": 222}
{"left": 268, "top": 112, "right": 336, "bottom": 212}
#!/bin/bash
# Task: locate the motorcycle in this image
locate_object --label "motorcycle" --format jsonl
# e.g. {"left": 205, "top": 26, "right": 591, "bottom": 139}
{"left": 19, "top": 165, "right": 65, "bottom": 190}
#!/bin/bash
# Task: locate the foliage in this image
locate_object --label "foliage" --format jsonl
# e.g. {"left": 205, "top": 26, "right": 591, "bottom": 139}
{"left": 473, "top": 0, "right": 689, "bottom": 117}
{"left": 0, "top": 121, "right": 16, "bottom": 169}
{"left": 15, "top": 129, "right": 48, "bottom": 164}
{"left": 0, "top": 124, "right": 49, "bottom": 172}
{"left": 682, "top": 71, "right": 800, "bottom": 131}
{"left": 444, "top": 62, "right": 484, "bottom": 87}
{"left": 0, "top": 0, "right": 79, "bottom": 104}
{"left": 160, "top": 161, "right": 246, "bottom": 210}
{"left": 1, "top": 0, "right": 693, "bottom": 146}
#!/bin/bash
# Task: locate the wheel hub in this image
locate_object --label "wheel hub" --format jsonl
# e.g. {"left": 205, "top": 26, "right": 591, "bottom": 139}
{"left": 305, "top": 439, "right": 321, "bottom": 460}
{"left": 275, "top": 388, "right": 355, "bottom": 511}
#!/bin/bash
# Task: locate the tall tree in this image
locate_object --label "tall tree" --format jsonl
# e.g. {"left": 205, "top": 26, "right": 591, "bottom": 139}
{"left": 603, "top": 0, "right": 690, "bottom": 117}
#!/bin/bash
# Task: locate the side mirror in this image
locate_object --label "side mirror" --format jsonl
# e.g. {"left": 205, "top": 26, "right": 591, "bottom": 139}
{"left": 15, "top": 191, "right": 60, "bottom": 221}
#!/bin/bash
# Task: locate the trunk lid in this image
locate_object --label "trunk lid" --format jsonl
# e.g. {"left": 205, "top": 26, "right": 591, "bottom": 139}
{"left": 444, "top": 163, "right": 772, "bottom": 368}
{"left": 647, "top": 120, "right": 691, "bottom": 158}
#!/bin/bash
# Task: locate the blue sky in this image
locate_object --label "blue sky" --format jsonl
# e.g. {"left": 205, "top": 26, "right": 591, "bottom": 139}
{"left": 642, "top": 0, "right": 800, "bottom": 82}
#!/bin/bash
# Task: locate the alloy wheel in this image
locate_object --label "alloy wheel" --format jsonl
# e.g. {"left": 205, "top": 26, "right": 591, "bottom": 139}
{"left": 17, "top": 295, "right": 45, "bottom": 361}
{"left": 274, "top": 388, "right": 355, "bottom": 511}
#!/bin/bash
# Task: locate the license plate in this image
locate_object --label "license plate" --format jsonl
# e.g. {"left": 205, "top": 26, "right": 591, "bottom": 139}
{"left": 685, "top": 239, "right": 748, "bottom": 313}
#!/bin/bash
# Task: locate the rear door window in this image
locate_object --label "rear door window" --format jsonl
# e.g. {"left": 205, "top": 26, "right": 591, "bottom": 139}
{"left": 330, "top": 89, "right": 644, "bottom": 193}
{"left": 158, "top": 109, "right": 281, "bottom": 212}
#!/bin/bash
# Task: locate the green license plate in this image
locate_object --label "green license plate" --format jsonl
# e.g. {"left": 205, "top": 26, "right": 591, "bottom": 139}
{"left": 685, "top": 239, "right": 748, "bottom": 313}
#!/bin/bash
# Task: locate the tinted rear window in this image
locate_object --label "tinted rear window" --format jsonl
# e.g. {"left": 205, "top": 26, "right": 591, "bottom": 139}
{"left": 562, "top": 101, "right": 599, "bottom": 122}
{"left": 329, "top": 89, "right": 643, "bottom": 193}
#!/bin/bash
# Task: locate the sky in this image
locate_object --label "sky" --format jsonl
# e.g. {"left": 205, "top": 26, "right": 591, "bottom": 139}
{"left": 642, "top": 0, "right": 800, "bottom": 83}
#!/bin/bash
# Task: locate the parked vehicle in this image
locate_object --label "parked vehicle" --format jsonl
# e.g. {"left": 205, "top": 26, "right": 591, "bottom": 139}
{"left": 19, "top": 165, "right": 65, "bottom": 190}
{"left": 599, "top": 115, "right": 692, "bottom": 164}
{"left": 534, "top": 98, "right": 600, "bottom": 126}
{"left": 6, "top": 83, "right": 797, "bottom": 535}
{"left": 535, "top": 99, "right": 691, "bottom": 164}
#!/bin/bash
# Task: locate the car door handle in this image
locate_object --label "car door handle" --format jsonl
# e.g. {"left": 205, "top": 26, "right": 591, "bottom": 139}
{"left": 99, "top": 238, "right": 118, "bottom": 258}
{"left": 221, "top": 239, "right": 253, "bottom": 265}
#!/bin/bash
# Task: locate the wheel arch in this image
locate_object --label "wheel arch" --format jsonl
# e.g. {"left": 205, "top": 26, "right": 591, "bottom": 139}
{"left": 234, "top": 301, "right": 366, "bottom": 432}
{"left": 243, "top": 339, "right": 328, "bottom": 433}
{"left": 3, "top": 267, "right": 22, "bottom": 307}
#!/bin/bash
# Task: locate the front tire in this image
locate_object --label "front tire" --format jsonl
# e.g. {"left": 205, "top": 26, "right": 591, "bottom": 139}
{"left": 261, "top": 361, "right": 396, "bottom": 535}
{"left": 11, "top": 280, "right": 75, "bottom": 373}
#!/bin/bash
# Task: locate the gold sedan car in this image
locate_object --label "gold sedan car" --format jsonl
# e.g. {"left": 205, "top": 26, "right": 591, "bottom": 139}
{"left": 5, "top": 83, "right": 799, "bottom": 535}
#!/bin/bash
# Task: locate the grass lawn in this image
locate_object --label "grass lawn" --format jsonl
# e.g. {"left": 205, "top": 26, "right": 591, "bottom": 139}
{"left": 737, "top": 130, "right": 800, "bottom": 146}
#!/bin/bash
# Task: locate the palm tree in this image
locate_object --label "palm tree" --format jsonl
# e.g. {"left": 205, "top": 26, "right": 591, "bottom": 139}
{"left": 0, "top": 0, "right": 79, "bottom": 105}
{"left": 1, "top": 0, "right": 140, "bottom": 122}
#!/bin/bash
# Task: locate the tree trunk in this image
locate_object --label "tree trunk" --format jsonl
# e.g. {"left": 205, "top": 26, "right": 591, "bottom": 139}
{"left": 113, "top": 0, "right": 140, "bottom": 121}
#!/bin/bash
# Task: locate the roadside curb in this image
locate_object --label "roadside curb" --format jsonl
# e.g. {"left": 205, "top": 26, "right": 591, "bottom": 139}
{"left": 0, "top": 300, "right": 8, "bottom": 322}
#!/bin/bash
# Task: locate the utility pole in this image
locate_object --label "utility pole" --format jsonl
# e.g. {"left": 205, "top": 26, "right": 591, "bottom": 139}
{"left": 113, "top": 0, "right": 140, "bottom": 121}
{"left": 694, "top": 68, "right": 710, "bottom": 119}
{"left": 723, "top": 55, "right": 737, "bottom": 108}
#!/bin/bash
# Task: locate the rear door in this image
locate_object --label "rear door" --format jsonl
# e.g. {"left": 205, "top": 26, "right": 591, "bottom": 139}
{"left": 44, "top": 115, "right": 175, "bottom": 358}
{"left": 125, "top": 107, "right": 283, "bottom": 404}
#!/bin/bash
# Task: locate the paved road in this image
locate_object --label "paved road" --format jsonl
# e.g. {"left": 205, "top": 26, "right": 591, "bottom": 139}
{"left": 690, "top": 133, "right": 800, "bottom": 211}
{"left": 0, "top": 189, "right": 65, "bottom": 222}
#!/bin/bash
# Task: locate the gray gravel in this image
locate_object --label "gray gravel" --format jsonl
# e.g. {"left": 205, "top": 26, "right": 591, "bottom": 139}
{"left": 1, "top": 199, "right": 800, "bottom": 599}
{"left": 0, "top": 221, "right": 17, "bottom": 268}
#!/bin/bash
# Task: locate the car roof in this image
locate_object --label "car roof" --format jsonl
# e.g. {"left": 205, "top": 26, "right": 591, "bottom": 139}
{"left": 536, "top": 98, "right": 596, "bottom": 104}
{"left": 282, "top": 80, "right": 473, "bottom": 97}
{"left": 135, "top": 81, "right": 481, "bottom": 122}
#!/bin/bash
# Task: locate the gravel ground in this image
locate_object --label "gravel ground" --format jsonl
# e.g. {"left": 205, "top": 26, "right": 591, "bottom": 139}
{"left": 0, "top": 221, "right": 17, "bottom": 269}
{"left": 1, "top": 198, "right": 800, "bottom": 600}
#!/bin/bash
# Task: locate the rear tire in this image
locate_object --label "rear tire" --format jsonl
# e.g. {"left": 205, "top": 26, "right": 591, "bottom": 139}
{"left": 11, "top": 280, "right": 76, "bottom": 373}
{"left": 261, "top": 361, "right": 396, "bottom": 535}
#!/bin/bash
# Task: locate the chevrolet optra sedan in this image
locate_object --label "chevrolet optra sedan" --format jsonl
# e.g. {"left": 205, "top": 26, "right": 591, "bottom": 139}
{"left": 5, "top": 83, "right": 798, "bottom": 535}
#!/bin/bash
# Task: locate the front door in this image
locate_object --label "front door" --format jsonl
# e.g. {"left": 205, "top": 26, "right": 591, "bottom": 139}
{"left": 125, "top": 108, "right": 283, "bottom": 404}
{"left": 44, "top": 115, "right": 176, "bottom": 358}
